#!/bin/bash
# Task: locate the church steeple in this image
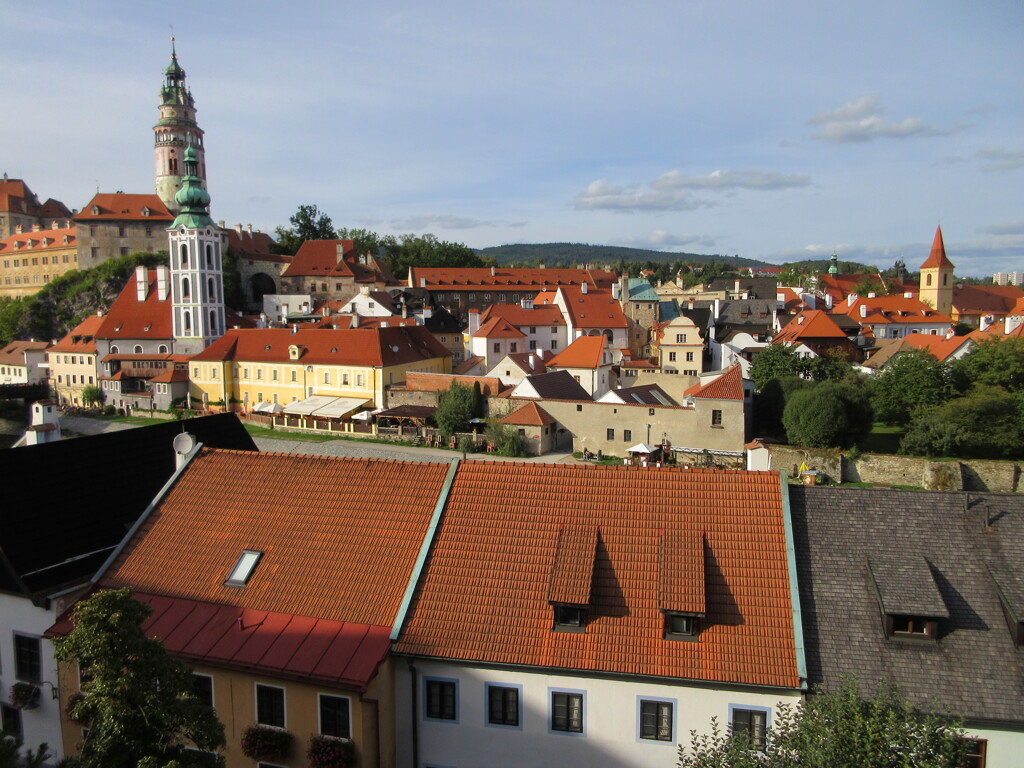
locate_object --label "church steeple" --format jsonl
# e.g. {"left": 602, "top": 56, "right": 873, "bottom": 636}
{"left": 154, "top": 38, "right": 206, "bottom": 214}
{"left": 919, "top": 226, "right": 954, "bottom": 316}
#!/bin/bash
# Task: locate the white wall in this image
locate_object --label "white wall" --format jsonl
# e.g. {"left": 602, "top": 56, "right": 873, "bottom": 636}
{"left": 0, "top": 594, "right": 64, "bottom": 759}
{"left": 396, "top": 659, "right": 800, "bottom": 768}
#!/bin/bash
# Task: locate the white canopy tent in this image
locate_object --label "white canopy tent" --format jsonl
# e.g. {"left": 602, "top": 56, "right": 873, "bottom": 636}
{"left": 283, "top": 396, "right": 373, "bottom": 419}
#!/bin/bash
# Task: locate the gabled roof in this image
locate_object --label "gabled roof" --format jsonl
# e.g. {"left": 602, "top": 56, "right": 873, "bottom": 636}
{"left": 73, "top": 193, "right": 173, "bottom": 222}
{"left": 900, "top": 332, "right": 973, "bottom": 361}
{"left": 790, "top": 487, "right": 1024, "bottom": 723}
{"left": 837, "top": 295, "right": 953, "bottom": 325}
{"left": 282, "top": 240, "right": 394, "bottom": 284}
{"left": 500, "top": 401, "right": 556, "bottom": 426}
{"left": 395, "top": 463, "right": 800, "bottom": 688}
{"left": 100, "top": 449, "right": 451, "bottom": 628}
{"left": 684, "top": 365, "right": 744, "bottom": 400}
{"left": 773, "top": 310, "right": 850, "bottom": 343}
{"left": 920, "top": 226, "right": 954, "bottom": 270}
{"left": 502, "top": 350, "right": 553, "bottom": 376}
{"left": 0, "top": 415, "right": 256, "bottom": 597}
{"left": 478, "top": 302, "right": 565, "bottom": 327}
{"left": 409, "top": 266, "right": 616, "bottom": 291}
{"left": 48, "top": 314, "right": 105, "bottom": 353}
{"left": 558, "top": 286, "right": 628, "bottom": 329}
{"left": 190, "top": 326, "right": 451, "bottom": 367}
{"left": 473, "top": 316, "right": 525, "bottom": 339}
{"left": 546, "top": 335, "right": 607, "bottom": 369}
{"left": 96, "top": 270, "right": 174, "bottom": 340}
{"left": 0, "top": 340, "right": 48, "bottom": 365}
{"left": 597, "top": 383, "right": 678, "bottom": 406}
{"left": 512, "top": 370, "right": 592, "bottom": 401}
{"left": 0, "top": 226, "right": 76, "bottom": 253}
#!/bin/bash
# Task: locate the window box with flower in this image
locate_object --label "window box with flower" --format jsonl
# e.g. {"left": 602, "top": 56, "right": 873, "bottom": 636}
{"left": 241, "top": 723, "right": 293, "bottom": 762}
{"left": 308, "top": 733, "right": 355, "bottom": 768}
{"left": 9, "top": 682, "right": 40, "bottom": 710}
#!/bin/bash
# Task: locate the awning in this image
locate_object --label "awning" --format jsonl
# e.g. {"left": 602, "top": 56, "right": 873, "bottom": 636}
{"left": 351, "top": 408, "right": 381, "bottom": 421}
{"left": 283, "top": 395, "right": 341, "bottom": 416}
{"left": 627, "top": 443, "right": 657, "bottom": 454}
{"left": 310, "top": 397, "right": 372, "bottom": 419}
{"left": 252, "top": 401, "right": 283, "bottom": 414}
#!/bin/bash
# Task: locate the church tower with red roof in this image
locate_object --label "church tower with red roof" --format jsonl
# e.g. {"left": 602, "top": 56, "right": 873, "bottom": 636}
{"left": 919, "top": 226, "right": 954, "bottom": 316}
{"left": 154, "top": 39, "right": 206, "bottom": 215}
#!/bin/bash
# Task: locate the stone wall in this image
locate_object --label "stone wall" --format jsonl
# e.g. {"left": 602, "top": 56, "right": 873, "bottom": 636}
{"left": 768, "top": 444, "right": 1021, "bottom": 493}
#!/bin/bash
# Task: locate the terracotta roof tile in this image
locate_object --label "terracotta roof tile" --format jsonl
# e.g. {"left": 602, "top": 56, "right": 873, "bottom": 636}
{"left": 479, "top": 303, "right": 565, "bottom": 327}
{"left": 500, "top": 401, "right": 556, "bottom": 426}
{"left": 96, "top": 270, "right": 174, "bottom": 340}
{"left": 396, "top": 463, "right": 799, "bottom": 688}
{"left": 405, "top": 372, "right": 505, "bottom": 396}
{"left": 546, "top": 335, "right": 607, "bottom": 369}
{"left": 473, "top": 317, "right": 525, "bottom": 339}
{"left": 73, "top": 193, "right": 173, "bottom": 222}
{"left": 658, "top": 530, "right": 705, "bottom": 614}
{"left": 773, "top": 310, "right": 849, "bottom": 343}
{"left": 548, "top": 526, "right": 598, "bottom": 605}
{"left": 920, "top": 226, "right": 954, "bottom": 269}
{"left": 684, "top": 365, "right": 744, "bottom": 400}
{"left": 409, "top": 267, "right": 616, "bottom": 291}
{"left": 102, "top": 449, "right": 452, "bottom": 627}
{"left": 48, "top": 314, "right": 105, "bottom": 353}
{"left": 558, "top": 286, "right": 628, "bottom": 329}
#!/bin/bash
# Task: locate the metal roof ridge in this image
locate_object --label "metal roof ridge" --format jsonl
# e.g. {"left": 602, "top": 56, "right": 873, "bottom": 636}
{"left": 779, "top": 472, "right": 808, "bottom": 689}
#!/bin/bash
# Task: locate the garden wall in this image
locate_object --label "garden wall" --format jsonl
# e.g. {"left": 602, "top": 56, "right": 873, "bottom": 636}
{"left": 769, "top": 444, "right": 1021, "bottom": 493}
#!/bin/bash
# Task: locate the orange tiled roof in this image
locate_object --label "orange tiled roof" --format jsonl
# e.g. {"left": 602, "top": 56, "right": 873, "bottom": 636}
{"left": 951, "top": 284, "right": 1023, "bottom": 316}
{"left": 920, "top": 226, "right": 954, "bottom": 270}
{"left": 225, "top": 229, "right": 278, "bottom": 258}
{"left": 473, "top": 317, "right": 525, "bottom": 339}
{"left": 0, "top": 179, "right": 41, "bottom": 216}
{"left": 479, "top": 303, "right": 565, "bottom": 327}
{"left": 48, "top": 314, "right": 105, "bottom": 353}
{"left": 0, "top": 226, "right": 76, "bottom": 253}
{"left": 773, "top": 310, "right": 849, "bottom": 343}
{"left": 546, "top": 335, "right": 607, "bottom": 369}
{"left": 900, "top": 332, "right": 972, "bottom": 361}
{"left": 837, "top": 295, "right": 952, "bottom": 325}
{"left": 500, "top": 401, "right": 556, "bottom": 426}
{"left": 558, "top": 286, "right": 628, "bottom": 329}
{"left": 684, "top": 365, "right": 744, "bottom": 400}
{"left": 0, "top": 340, "right": 48, "bottom": 366}
{"left": 190, "top": 325, "right": 451, "bottom": 367}
{"left": 409, "top": 266, "right": 616, "bottom": 291}
{"left": 102, "top": 449, "right": 452, "bottom": 626}
{"left": 395, "top": 462, "right": 800, "bottom": 688}
{"left": 96, "top": 270, "right": 174, "bottom": 340}
{"left": 73, "top": 193, "right": 173, "bottom": 222}
{"left": 282, "top": 240, "right": 393, "bottom": 284}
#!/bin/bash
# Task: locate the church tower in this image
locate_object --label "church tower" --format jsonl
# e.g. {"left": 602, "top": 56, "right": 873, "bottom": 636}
{"left": 919, "top": 226, "right": 954, "bottom": 316}
{"left": 168, "top": 144, "right": 224, "bottom": 354}
{"left": 154, "top": 39, "right": 206, "bottom": 214}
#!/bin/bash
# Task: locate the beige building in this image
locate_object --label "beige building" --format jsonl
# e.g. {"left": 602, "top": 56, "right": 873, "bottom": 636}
{"left": 0, "top": 224, "right": 78, "bottom": 297}
{"left": 48, "top": 315, "right": 105, "bottom": 405}
{"left": 0, "top": 177, "right": 73, "bottom": 240}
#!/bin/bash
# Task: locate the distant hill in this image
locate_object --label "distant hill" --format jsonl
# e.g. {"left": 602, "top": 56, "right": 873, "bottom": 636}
{"left": 477, "top": 243, "right": 767, "bottom": 269}
{"left": 780, "top": 258, "right": 879, "bottom": 274}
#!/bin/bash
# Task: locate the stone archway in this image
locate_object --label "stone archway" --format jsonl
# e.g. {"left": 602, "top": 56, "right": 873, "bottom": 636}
{"left": 248, "top": 272, "right": 276, "bottom": 306}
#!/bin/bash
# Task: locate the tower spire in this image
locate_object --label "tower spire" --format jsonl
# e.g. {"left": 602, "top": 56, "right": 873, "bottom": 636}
{"left": 154, "top": 40, "right": 205, "bottom": 214}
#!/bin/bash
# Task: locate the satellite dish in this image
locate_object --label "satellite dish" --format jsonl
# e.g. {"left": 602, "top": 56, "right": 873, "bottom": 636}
{"left": 172, "top": 432, "right": 196, "bottom": 455}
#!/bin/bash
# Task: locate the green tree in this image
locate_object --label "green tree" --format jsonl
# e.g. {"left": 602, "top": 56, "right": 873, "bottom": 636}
{"left": 870, "top": 349, "right": 956, "bottom": 425}
{"left": 953, "top": 336, "right": 1024, "bottom": 393}
{"left": 753, "top": 375, "right": 813, "bottom": 439}
{"left": 54, "top": 588, "right": 225, "bottom": 768}
{"left": 900, "top": 385, "right": 1024, "bottom": 460}
{"left": 80, "top": 385, "right": 103, "bottom": 407}
{"left": 782, "top": 382, "right": 873, "bottom": 449}
{"left": 748, "top": 345, "right": 808, "bottom": 391}
{"left": 434, "top": 381, "right": 476, "bottom": 437}
{"left": 677, "top": 679, "right": 967, "bottom": 768}
{"left": 805, "top": 349, "right": 854, "bottom": 382}
{"left": 392, "top": 234, "right": 485, "bottom": 280}
{"left": 335, "top": 227, "right": 401, "bottom": 262}
{"left": 273, "top": 204, "right": 335, "bottom": 255}
{"left": 485, "top": 419, "right": 525, "bottom": 457}
{"left": 221, "top": 247, "right": 246, "bottom": 309}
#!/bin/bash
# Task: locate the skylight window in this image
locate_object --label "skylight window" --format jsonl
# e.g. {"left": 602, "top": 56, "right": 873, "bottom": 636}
{"left": 225, "top": 550, "right": 263, "bottom": 587}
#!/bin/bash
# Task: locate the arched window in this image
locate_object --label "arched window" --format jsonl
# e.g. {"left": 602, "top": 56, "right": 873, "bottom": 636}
{"left": 133, "top": 345, "right": 143, "bottom": 354}
{"left": 110, "top": 345, "right": 119, "bottom": 354}
{"left": 208, "top": 277, "right": 215, "bottom": 299}
{"left": 158, "top": 345, "right": 168, "bottom": 354}
{"left": 926, "top": 274, "right": 932, "bottom": 286}
{"left": 180, "top": 243, "right": 188, "bottom": 267}
{"left": 209, "top": 310, "right": 217, "bottom": 335}
{"left": 206, "top": 244, "right": 213, "bottom": 268}
{"left": 184, "top": 311, "right": 192, "bottom": 333}
{"left": 182, "top": 277, "right": 191, "bottom": 300}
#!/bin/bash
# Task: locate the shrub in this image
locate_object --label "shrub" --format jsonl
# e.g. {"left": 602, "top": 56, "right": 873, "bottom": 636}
{"left": 307, "top": 734, "right": 354, "bottom": 768}
{"left": 102, "top": 405, "right": 116, "bottom": 416}
{"left": 241, "top": 725, "right": 293, "bottom": 762}
{"left": 66, "top": 692, "right": 89, "bottom": 724}
{"left": 457, "top": 435, "right": 476, "bottom": 453}
{"left": 9, "top": 682, "right": 40, "bottom": 709}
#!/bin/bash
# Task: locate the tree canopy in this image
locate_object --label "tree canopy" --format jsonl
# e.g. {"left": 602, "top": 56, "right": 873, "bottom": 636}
{"left": 433, "top": 381, "right": 481, "bottom": 436}
{"left": 953, "top": 336, "right": 1024, "bottom": 393}
{"left": 677, "top": 679, "right": 968, "bottom": 768}
{"left": 273, "top": 204, "right": 335, "bottom": 255}
{"left": 782, "top": 381, "right": 873, "bottom": 449}
{"left": 54, "top": 588, "right": 225, "bottom": 768}
{"left": 871, "top": 349, "right": 956, "bottom": 425}
{"left": 900, "top": 384, "right": 1024, "bottom": 460}
{"left": 749, "top": 345, "right": 807, "bottom": 391}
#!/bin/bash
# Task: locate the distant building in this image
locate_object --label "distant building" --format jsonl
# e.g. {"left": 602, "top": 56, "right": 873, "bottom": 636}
{"left": 993, "top": 271, "right": 1023, "bottom": 287}
{"left": 48, "top": 314, "right": 104, "bottom": 406}
{"left": 0, "top": 224, "right": 78, "bottom": 297}
{"left": 0, "top": 177, "right": 73, "bottom": 240}
{"left": 153, "top": 40, "right": 207, "bottom": 214}
{"left": 73, "top": 193, "right": 173, "bottom": 269}
{"left": 0, "top": 340, "right": 49, "bottom": 385}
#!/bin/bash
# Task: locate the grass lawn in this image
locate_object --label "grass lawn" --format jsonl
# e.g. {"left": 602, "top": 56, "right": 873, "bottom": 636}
{"left": 242, "top": 424, "right": 351, "bottom": 443}
{"left": 859, "top": 422, "right": 904, "bottom": 454}
{"left": 90, "top": 414, "right": 167, "bottom": 426}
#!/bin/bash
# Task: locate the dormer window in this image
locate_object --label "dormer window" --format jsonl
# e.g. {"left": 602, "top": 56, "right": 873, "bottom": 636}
{"left": 141, "top": 206, "right": 150, "bottom": 217}
{"left": 548, "top": 525, "right": 597, "bottom": 634}
{"left": 890, "top": 615, "right": 937, "bottom": 638}
{"left": 91, "top": 206, "right": 100, "bottom": 216}
{"left": 664, "top": 613, "right": 698, "bottom": 639}
{"left": 868, "top": 554, "right": 947, "bottom": 642}
{"left": 225, "top": 549, "right": 263, "bottom": 587}
{"left": 554, "top": 605, "right": 586, "bottom": 630}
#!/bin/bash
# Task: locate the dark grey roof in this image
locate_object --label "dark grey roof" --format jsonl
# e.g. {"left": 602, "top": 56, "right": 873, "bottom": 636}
{"left": 423, "top": 307, "right": 463, "bottom": 333}
{"left": 608, "top": 384, "right": 678, "bottom": 406}
{"left": 790, "top": 486, "right": 1024, "bottom": 726}
{"left": 0, "top": 414, "right": 258, "bottom": 598}
{"left": 705, "top": 276, "right": 779, "bottom": 299}
{"left": 521, "top": 370, "right": 592, "bottom": 401}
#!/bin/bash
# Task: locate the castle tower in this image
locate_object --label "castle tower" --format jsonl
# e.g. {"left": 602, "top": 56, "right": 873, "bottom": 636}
{"left": 154, "top": 39, "right": 206, "bottom": 214}
{"left": 168, "top": 144, "right": 224, "bottom": 354}
{"left": 919, "top": 226, "right": 954, "bottom": 316}
{"left": 828, "top": 252, "right": 839, "bottom": 276}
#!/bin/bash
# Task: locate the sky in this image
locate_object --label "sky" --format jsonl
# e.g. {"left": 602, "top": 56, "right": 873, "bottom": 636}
{"left": 4, "top": 0, "right": 1022, "bottom": 276}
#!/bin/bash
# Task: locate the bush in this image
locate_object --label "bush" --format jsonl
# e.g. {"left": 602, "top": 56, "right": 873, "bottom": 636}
{"left": 102, "top": 405, "right": 116, "bottom": 415}
{"left": 782, "top": 382, "right": 873, "bottom": 449}
{"left": 457, "top": 435, "right": 477, "bottom": 453}
{"left": 241, "top": 725, "right": 293, "bottom": 762}
{"left": 9, "top": 682, "right": 40, "bottom": 709}
{"left": 307, "top": 734, "right": 354, "bottom": 768}
{"left": 81, "top": 385, "right": 103, "bottom": 407}
{"left": 486, "top": 420, "right": 525, "bottom": 457}
{"left": 900, "top": 385, "right": 1024, "bottom": 459}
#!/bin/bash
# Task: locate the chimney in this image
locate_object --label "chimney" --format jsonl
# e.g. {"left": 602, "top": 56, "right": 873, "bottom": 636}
{"left": 539, "top": 263, "right": 545, "bottom": 269}
{"left": 422, "top": 307, "right": 432, "bottom": 320}
{"left": 468, "top": 308, "right": 481, "bottom": 336}
{"left": 521, "top": 297, "right": 533, "bottom": 310}
{"left": 798, "top": 314, "right": 805, "bottom": 324}
{"left": 336, "top": 243, "right": 346, "bottom": 263}
{"left": 235, "top": 223, "right": 243, "bottom": 233}
{"left": 945, "top": 326, "right": 955, "bottom": 340}
{"left": 581, "top": 282, "right": 588, "bottom": 295}
{"left": 612, "top": 282, "right": 621, "bottom": 300}
{"left": 713, "top": 298, "right": 721, "bottom": 319}
{"left": 824, "top": 293, "right": 832, "bottom": 310}
{"left": 528, "top": 354, "right": 536, "bottom": 370}
{"left": 156, "top": 266, "right": 169, "bottom": 301}
{"left": 490, "top": 266, "right": 496, "bottom": 276}
{"left": 349, "top": 315, "right": 359, "bottom": 329}
{"left": 868, "top": 292, "right": 876, "bottom": 299}
{"left": 360, "top": 286, "right": 370, "bottom": 296}
{"left": 291, "top": 323, "right": 299, "bottom": 334}
{"left": 420, "top": 277, "right": 426, "bottom": 288}
{"left": 903, "top": 291, "right": 913, "bottom": 299}
{"left": 135, "top": 265, "right": 149, "bottom": 302}
{"left": 688, "top": 300, "right": 694, "bottom": 310}
{"left": 980, "top": 314, "right": 993, "bottom": 332}
{"left": 247, "top": 223, "right": 253, "bottom": 234}
{"left": 323, "top": 306, "right": 330, "bottom": 316}
{"left": 734, "top": 279, "right": 741, "bottom": 294}
{"left": 859, "top": 304, "right": 867, "bottom": 319}
{"left": 402, "top": 304, "right": 409, "bottom": 318}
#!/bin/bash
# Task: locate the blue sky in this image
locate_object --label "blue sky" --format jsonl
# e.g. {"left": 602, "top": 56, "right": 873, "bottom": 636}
{"left": 4, "top": 0, "right": 1022, "bottom": 275}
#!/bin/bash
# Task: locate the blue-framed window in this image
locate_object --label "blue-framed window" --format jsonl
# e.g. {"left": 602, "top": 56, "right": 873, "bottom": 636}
{"left": 423, "top": 677, "right": 459, "bottom": 723}
{"left": 548, "top": 688, "right": 586, "bottom": 736}
{"left": 485, "top": 683, "right": 523, "bottom": 729}
{"left": 728, "top": 704, "right": 770, "bottom": 750}
{"left": 636, "top": 695, "right": 676, "bottom": 743}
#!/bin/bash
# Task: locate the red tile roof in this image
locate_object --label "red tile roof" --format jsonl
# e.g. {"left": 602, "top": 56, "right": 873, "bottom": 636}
{"left": 73, "top": 193, "right": 173, "bottom": 222}
{"left": 920, "top": 226, "right": 954, "bottom": 270}
{"left": 479, "top": 303, "right": 565, "bottom": 327}
{"left": 836, "top": 295, "right": 952, "bottom": 325}
{"left": 225, "top": 229, "right": 278, "bottom": 258}
{"left": 773, "top": 310, "right": 849, "bottom": 343}
{"left": 500, "top": 401, "right": 556, "bottom": 426}
{"left": 0, "top": 340, "right": 48, "bottom": 366}
{"left": 556, "top": 286, "right": 628, "bottom": 329}
{"left": 395, "top": 463, "right": 800, "bottom": 688}
{"left": 684, "top": 365, "right": 744, "bottom": 400}
{"left": 409, "top": 267, "right": 616, "bottom": 291}
{"left": 473, "top": 317, "right": 525, "bottom": 339}
{"left": 282, "top": 240, "right": 393, "bottom": 284}
{"left": 0, "top": 226, "right": 76, "bottom": 253}
{"left": 190, "top": 325, "right": 451, "bottom": 367}
{"left": 102, "top": 449, "right": 452, "bottom": 627}
{"left": 0, "top": 179, "right": 41, "bottom": 216}
{"left": 546, "top": 335, "right": 607, "bottom": 369}
{"left": 900, "top": 332, "right": 972, "bottom": 361}
{"left": 48, "top": 314, "right": 105, "bottom": 353}
{"left": 951, "top": 284, "right": 1023, "bottom": 316}
{"left": 96, "top": 270, "right": 174, "bottom": 340}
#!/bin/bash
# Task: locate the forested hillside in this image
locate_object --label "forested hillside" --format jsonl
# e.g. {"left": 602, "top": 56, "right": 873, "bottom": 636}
{"left": 477, "top": 242, "right": 765, "bottom": 269}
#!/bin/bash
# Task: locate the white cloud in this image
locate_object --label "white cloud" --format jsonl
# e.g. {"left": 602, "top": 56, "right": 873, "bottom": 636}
{"left": 651, "top": 169, "right": 810, "bottom": 191}
{"left": 615, "top": 230, "right": 718, "bottom": 250}
{"left": 389, "top": 213, "right": 526, "bottom": 230}
{"left": 978, "top": 219, "right": 1024, "bottom": 236}
{"left": 975, "top": 146, "right": 1024, "bottom": 172}
{"left": 808, "top": 95, "right": 952, "bottom": 142}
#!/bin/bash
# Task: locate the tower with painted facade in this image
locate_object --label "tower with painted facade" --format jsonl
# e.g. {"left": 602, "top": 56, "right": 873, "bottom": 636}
{"left": 168, "top": 144, "right": 224, "bottom": 354}
{"left": 919, "top": 226, "right": 954, "bottom": 316}
{"left": 154, "top": 39, "right": 206, "bottom": 214}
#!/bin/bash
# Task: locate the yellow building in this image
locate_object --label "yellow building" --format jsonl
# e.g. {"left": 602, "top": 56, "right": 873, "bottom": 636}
{"left": 189, "top": 325, "right": 452, "bottom": 410}
{"left": 48, "top": 314, "right": 105, "bottom": 405}
{"left": 0, "top": 224, "right": 79, "bottom": 298}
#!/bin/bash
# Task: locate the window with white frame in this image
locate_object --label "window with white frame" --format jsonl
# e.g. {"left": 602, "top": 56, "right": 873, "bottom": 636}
{"left": 256, "top": 684, "right": 285, "bottom": 728}
{"left": 319, "top": 694, "right": 351, "bottom": 738}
